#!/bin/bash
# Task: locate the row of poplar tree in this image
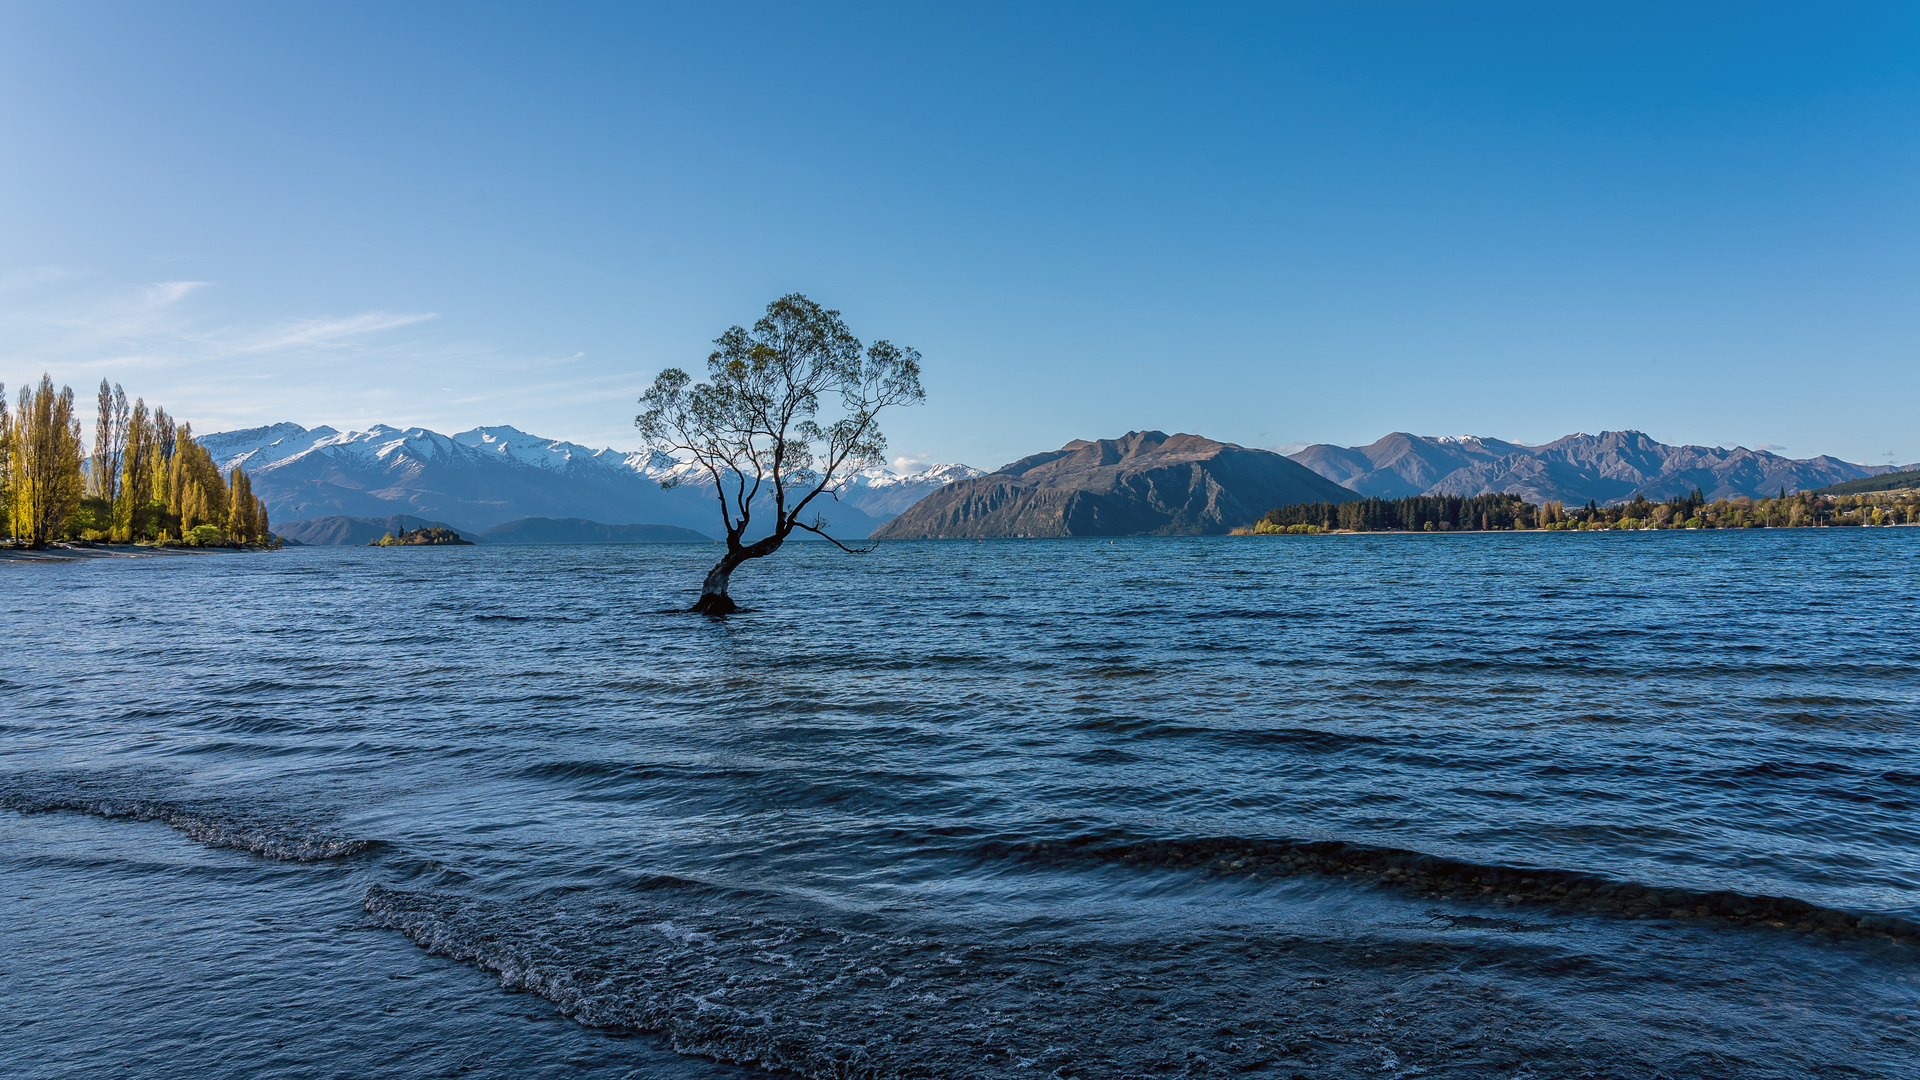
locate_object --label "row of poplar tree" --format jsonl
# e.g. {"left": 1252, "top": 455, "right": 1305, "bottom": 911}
{"left": 1, "top": 373, "right": 271, "bottom": 549}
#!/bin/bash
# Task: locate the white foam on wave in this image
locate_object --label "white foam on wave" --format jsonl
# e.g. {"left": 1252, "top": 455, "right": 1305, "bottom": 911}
{"left": 0, "top": 784, "right": 373, "bottom": 862}
{"left": 360, "top": 882, "right": 1914, "bottom": 1080}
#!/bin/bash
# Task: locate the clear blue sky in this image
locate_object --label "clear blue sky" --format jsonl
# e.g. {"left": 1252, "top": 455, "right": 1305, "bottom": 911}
{"left": 2, "top": 2, "right": 1915, "bottom": 470}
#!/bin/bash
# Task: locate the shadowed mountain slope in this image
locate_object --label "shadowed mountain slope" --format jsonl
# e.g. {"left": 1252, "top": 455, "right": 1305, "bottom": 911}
{"left": 276, "top": 514, "right": 714, "bottom": 546}
{"left": 873, "top": 431, "right": 1358, "bottom": 538}
{"left": 1287, "top": 434, "right": 1529, "bottom": 499}
{"left": 1814, "top": 469, "right": 1920, "bottom": 496}
{"left": 476, "top": 518, "right": 712, "bottom": 544}
{"left": 275, "top": 514, "right": 476, "bottom": 546}
{"left": 1288, "top": 431, "right": 1912, "bottom": 505}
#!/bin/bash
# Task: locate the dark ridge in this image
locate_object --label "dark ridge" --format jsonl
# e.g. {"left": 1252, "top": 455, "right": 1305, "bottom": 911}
{"left": 274, "top": 513, "right": 478, "bottom": 546}
{"left": 875, "top": 430, "right": 1356, "bottom": 538}
{"left": 993, "top": 834, "right": 1920, "bottom": 945}
{"left": 475, "top": 517, "right": 712, "bottom": 544}
{"left": 1287, "top": 429, "right": 1915, "bottom": 504}
{"left": 1814, "top": 469, "right": 1920, "bottom": 495}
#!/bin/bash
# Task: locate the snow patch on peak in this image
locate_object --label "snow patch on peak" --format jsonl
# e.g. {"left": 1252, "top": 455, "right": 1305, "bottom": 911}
{"left": 197, "top": 422, "right": 310, "bottom": 462}
{"left": 849, "top": 463, "right": 985, "bottom": 488}
{"left": 452, "top": 426, "right": 668, "bottom": 475}
{"left": 198, "top": 420, "right": 984, "bottom": 529}
{"left": 627, "top": 449, "right": 686, "bottom": 474}
{"left": 920, "top": 463, "right": 989, "bottom": 484}
{"left": 199, "top": 423, "right": 345, "bottom": 472}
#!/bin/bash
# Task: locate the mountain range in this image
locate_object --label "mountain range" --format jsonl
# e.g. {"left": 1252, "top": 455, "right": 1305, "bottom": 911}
{"left": 875, "top": 431, "right": 1355, "bottom": 538}
{"left": 1287, "top": 431, "right": 1916, "bottom": 505}
{"left": 199, "top": 423, "right": 983, "bottom": 539}
{"left": 203, "top": 422, "right": 1913, "bottom": 544}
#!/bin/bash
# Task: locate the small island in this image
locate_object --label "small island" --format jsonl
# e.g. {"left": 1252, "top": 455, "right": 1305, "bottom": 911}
{"left": 369, "top": 527, "right": 473, "bottom": 546}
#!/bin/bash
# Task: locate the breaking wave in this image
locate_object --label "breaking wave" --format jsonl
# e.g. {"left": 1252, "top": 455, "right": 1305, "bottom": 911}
{"left": 364, "top": 877, "right": 1918, "bottom": 1080}
{"left": 993, "top": 834, "right": 1920, "bottom": 944}
{"left": 0, "top": 778, "right": 375, "bottom": 862}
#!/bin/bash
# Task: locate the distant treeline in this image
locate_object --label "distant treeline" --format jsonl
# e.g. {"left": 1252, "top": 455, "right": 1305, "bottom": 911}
{"left": 1, "top": 374, "right": 272, "bottom": 550}
{"left": 1258, "top": 493, "right": 1534, "bottom": 533}
{"left": 1817, "top": 469, "right": 1920, "bottom": 496}
{"left": 1245, "top": 488, "right": 1920, "bottom": 534}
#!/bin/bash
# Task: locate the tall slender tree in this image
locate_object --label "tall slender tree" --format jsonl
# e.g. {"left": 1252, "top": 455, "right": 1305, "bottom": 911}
{"left": 91, "top": 379, "right": 113, "bottom": 502}
{"left": 244, "top": 486, "right": 270, "bottom": 544}
{"left": 114, "top": 398, "right": 153, "bottom": 542}
{"left": 227, "top": 466, "right": 259, "bottom": 542}
{"left": 150, "top": 407, "right": 177, "bottom": 516}
{"left": 8, "top": 374, "right": 86, "bottom": 548}
{"left": 168, "top": 422, "right": 228, "bottom": 536}
{"left": 89, "top": 379, "right": 129, "bottom": 505}
{"left": 0, "top": 382, "right": 12, "bottom": 533}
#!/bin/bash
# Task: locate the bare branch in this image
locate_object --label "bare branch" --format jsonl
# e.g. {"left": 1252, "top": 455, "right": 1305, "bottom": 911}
{"left": 793, "top": 516, "right": 877, "bottom": 554}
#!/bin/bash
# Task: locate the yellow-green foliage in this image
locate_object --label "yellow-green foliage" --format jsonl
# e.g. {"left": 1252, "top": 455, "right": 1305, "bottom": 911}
{"left": 2, "top": 375, "right": 274, "bottom": 547}
{"left": 170, "top": 423, "right": 228, "bottom": 534}
{"left": 1234, "top": 520, "right": 1325, "bottom": 535}
{"left": 7, "top": 375, "right": 86, "bottom": 548}
{"left": 181, "top": 524, "right": 228, "bottom": 547}
{"left": 226, "top": 466, "right": 269, "bottom": 542}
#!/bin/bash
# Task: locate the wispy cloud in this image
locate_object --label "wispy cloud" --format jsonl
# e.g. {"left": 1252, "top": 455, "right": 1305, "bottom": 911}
{"left": 228, "top": 310, "right": 438, "bottom": 353}
{"left": 0, "top": 272, "right": 450, "bottom": 430}
{"left": 0, "top": 276, "right": 435, "bottom": 368}
{"left": 144, "top": 280, "right": 205, "bottom": 306}
{"left": 0, "top": 269, "right": 642, "bottom": 449}
{"left": 0, "top": 265, "right": 83, "bottom": 293}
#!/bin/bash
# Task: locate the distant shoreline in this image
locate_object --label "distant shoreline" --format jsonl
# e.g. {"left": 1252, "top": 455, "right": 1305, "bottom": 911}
{"left": 0, "top": 542, "right": 270, "bottom": 563}
{"left": 1233, "top": 522, "right": 1920, "bottom": 538}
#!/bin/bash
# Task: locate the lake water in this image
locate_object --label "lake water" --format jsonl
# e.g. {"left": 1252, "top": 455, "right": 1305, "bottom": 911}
{"left": 5, "top": 531, "right": 1918, "bottom": 1078}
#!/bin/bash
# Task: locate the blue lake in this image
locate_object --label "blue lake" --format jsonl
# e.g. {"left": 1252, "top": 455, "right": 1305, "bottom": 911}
{"left": 6, "top": 530, "right": 1918, "bottom": 1078}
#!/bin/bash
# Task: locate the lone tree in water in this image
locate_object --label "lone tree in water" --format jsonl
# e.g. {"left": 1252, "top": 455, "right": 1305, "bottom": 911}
{"left": 637, "top": 294, "right": 924, "bottom": 615}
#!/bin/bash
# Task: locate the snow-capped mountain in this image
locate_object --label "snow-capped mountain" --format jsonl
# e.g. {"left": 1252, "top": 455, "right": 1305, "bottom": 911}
{"left": 198, "top": 422, "right": 980, "bottom": 537}
{"left": 455, "top": 425, "right": 681, "bottom": 476}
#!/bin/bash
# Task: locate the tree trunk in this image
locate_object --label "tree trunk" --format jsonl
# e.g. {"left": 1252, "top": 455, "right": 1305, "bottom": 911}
{"left": 693, "top": 552, "right": 744, "bottom": 615}
{"left": 692, "top": 531, "right": 788, "bottom": 615}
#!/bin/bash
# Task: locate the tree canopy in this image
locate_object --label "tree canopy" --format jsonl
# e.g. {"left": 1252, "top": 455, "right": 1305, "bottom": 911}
{"left": 636, "top": 294, "right": 924, "bottom": 614}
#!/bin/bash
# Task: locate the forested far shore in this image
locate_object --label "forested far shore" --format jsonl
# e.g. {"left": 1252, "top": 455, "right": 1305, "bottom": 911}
{"left": 0, "top": 374, "right": 274, "bottom": 550}
{"left": 1243, "top": 489, "right": 1920, "bottom": 534}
